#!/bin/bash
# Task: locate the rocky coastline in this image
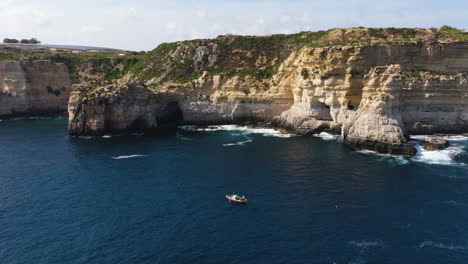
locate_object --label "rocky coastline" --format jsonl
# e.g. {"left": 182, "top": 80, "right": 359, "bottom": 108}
{"left": 2, "top": 28, "right": 468, "bottom": 156}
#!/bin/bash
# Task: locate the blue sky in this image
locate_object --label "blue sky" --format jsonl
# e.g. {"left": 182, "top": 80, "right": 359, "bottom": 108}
{"left": 1, "top": 0, "right": 467, "bottom": 51}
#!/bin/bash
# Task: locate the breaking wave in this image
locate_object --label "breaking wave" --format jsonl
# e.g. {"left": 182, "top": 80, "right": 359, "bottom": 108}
{"left": 102, "top": 135, "right": 112, "bottom": 139}
{"left": 419, "top": 241, "right": 468, "bottom": 251}
{"left": 178, "top": 125, "right": 294, "bottom": 138}
{"left": 178, "top": 125, "right": 198, "bottom": 132}
{"left": 112, "top": 154, "right": 148, "bottom": 160}
{"left": 411, "top": 135, "right": 468, "bottom": 142}
{"left": 410, "top": 141, "right": 465, "bottom": 166}
{"left": 314, "top": 132, "right": 341, "bottom": 141}
{"left": 355, "top": 150, "right": 409, "bottom": 165}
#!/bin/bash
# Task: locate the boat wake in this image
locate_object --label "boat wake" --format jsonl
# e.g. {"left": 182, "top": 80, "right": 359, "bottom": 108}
{"left": 176, "top": 134, "right": 192, "bottom": 140}
{"left": 442, "top": 200, "right": 466, "bottom": 207}
{"left": 348, "top": 240, "right": 386, "bottom": 249}
{"left": 112, "top": 154, "right": 148, "bottom": 160}
{"left": 419, "top": 241, "right": 468, "bottom": 251}
{"left": 223, "top": 139, "right": 253, "bottom": 147}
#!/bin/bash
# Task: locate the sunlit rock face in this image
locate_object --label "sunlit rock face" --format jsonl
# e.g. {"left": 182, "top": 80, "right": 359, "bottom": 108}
{"left": 68, "top": 41, "right": 468, "bottom": 156}
{"left": 275, "top": 43, "right": 468, "bottom": 155}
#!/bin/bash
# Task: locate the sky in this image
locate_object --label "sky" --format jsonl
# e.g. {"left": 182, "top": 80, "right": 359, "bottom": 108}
{"left": 1, "top": 0, "right": 467, "bottom": 51}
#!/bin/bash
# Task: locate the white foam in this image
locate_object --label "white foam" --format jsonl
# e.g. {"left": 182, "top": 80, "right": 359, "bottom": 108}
{"left": 79, "top": 136, "right": 93, "bottom": 140}
{"left": 355, "top": 150, "right": 409, "bottom": 165}
{"left": 177, "top": 125, "right": 294, "bottom": 138}
{"left": 222, "top": 139, "right": 253, "bottom": 147}
{"left": 102, "top": 135, "right": 112, "bottom": 138}
{"left": 348, "top": 240, "right": 386, "bottom": 248}
{"left": 410, "top": 141, "right": 465, "bottom": 166}
{"left": 419, "top": 241, "right": 468, "bottom": 251}
{"left": 178, "top": 125, "right": 198, "bottom": 132}
{"left": 411, "top": 135, "right": 468, "bottom": 142}
{"left": 314, "top": 132, "right": 341, "bottom": 141}
{"left": 112, "top": 154, "right": 147, "bottom": 160}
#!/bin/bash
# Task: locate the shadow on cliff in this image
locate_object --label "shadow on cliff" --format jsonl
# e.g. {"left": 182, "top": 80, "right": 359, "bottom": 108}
{"left": 151, "top": 101, "right": 184, "bottom": 135}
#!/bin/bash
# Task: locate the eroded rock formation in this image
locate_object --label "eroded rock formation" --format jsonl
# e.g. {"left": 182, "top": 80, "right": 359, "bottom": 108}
{"left": 67, "top": 40, "right": 468, "bottom": 155}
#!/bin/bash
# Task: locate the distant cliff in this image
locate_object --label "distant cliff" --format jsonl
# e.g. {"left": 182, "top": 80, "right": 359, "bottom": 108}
{"left": 0, "top": 44, "right": 140, "bottom": 117}
{"left": 0, "top": 61, "right": 71, "bottom": 117}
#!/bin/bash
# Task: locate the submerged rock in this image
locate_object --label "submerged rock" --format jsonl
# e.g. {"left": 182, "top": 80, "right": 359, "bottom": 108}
{"left": 421, "top": 139, "right": 450, "bottom": 151}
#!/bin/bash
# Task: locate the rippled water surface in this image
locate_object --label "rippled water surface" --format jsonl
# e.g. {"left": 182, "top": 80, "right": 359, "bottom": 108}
{"left": 1, "top": 118, "right": 468, "bottom": 264}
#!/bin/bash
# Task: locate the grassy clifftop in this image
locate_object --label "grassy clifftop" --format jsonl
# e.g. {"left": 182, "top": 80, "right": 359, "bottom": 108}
{"left": 0, "top": 44, "right": 143, "bottom": 84}
{"left": 128, "top": 26, "right": 468, "bottom": 86}
{"left": 1, "top": 26, "right": 467, "bottom": 87}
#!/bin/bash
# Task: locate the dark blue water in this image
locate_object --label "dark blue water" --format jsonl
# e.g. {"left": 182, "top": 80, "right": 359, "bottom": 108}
{"left": 1, "top": 119, "right": 468, "bottom": 264}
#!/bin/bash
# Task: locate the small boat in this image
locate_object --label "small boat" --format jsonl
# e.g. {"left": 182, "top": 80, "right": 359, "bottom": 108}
{"left": 226, "top": 194, "right": 248, "bottom": 204}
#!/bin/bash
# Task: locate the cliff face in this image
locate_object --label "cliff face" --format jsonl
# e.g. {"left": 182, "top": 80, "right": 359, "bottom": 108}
{"left": 0, "top": 60, "right": 72, "bottom": 117}
{"left": 276, "top": 43, "right": 468, "bottom": 154}
{"left": 68, "top": 82, "right": 161, "bottom": 135}
{"left": 68, "top": 39, "right": 468, "bottom": 155}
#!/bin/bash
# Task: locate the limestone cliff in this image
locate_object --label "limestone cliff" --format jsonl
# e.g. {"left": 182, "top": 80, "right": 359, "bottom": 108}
{"left": 66, "top": 27, "right": 468, "bottom": 155}
{"left": 0, "top": 61, "right": 72, "bottom": 117}
{"left": 276, "top": 43, "right": 468, "bottom": 155}
{"left": 68, "top": 82, "right": 161, "bottom": 135}
{"left": 0, "top": 44, "right": 141, "bottom": 118}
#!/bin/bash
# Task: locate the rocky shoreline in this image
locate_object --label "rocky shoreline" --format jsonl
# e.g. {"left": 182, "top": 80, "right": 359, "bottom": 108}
{"left": 1, "top": 28, "right": 468, "bottom": 156}
{"left": 66, "top": 44, "right": 468, "bottom": 156}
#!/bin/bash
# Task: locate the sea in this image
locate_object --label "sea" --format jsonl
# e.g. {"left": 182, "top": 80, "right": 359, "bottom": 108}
{"left": 1, "top": 117, "right": 468, "bottom": 264}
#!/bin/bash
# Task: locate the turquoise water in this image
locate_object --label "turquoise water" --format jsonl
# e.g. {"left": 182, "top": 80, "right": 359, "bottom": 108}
{"left": 1, "top": 118, "right": 468, "bottom": 264}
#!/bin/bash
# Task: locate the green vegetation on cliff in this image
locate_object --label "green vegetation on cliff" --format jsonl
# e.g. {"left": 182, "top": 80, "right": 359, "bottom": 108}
{"left": 0, "top": 45, "right": 143, "bottom": 84}
{"left": 128, "top": 26, "right": 468, "bottom": 86}
{"left": 1, "top": 26, "right": 467, "bottom": 87}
